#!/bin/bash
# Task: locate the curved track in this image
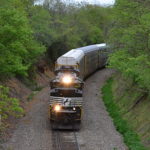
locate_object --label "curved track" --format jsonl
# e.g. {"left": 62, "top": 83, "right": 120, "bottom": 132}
{"left": 0, "top": 69, "right": 127, "bottom": 150}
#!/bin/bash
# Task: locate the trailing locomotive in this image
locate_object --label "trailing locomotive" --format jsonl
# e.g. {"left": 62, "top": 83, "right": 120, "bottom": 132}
{"left": 49, "top": 43, "right": 108, "bottom": 129}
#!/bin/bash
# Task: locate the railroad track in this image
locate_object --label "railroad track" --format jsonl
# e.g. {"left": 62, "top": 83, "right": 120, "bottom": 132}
{"left": 52, "top": 130, "right": 80, "bottom": 150}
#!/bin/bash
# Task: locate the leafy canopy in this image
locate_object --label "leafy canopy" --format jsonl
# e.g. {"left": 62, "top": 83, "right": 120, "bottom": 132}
{"left": 0, "top": 0, "right": 45, "bottom": 77}
{"left": 108, "top": 0, "right": 150, "bottom": 91}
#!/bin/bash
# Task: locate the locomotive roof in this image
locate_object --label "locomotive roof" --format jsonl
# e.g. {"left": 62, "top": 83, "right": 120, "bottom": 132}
{"left": 76, "top": 43, "right": 106, "bottom": 53}
{"left": 57, "top": 49, "right": 84, "bottom": 66}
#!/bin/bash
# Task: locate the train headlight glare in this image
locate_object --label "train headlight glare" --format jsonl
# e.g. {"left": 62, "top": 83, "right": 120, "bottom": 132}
{"left": 62, "top": 75, "right": 72, "bottom": 84}
{"left": 54, "top": 105, "right": 61, "bottom": 112}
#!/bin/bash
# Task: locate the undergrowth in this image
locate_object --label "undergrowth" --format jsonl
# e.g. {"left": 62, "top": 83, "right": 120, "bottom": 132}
{"left": 0, "top": 85, "right": 24, "bottom": 131}
{"left": 102, "top": 78, "right": 148, "bottom": 150}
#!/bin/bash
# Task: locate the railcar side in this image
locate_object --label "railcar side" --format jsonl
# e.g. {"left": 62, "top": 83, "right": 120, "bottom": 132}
{"left": 76, "top": 43, "right": 108, "bottom": 78}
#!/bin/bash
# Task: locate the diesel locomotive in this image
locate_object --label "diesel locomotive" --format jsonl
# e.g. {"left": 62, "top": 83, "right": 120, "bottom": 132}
{"left": 49, "top": 43, "right": 109, "bottom": 129}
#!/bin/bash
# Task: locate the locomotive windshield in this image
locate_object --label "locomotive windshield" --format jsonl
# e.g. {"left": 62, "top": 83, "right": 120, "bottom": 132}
{"left": 55, "top": 65, "right": 80, "bottom": 76}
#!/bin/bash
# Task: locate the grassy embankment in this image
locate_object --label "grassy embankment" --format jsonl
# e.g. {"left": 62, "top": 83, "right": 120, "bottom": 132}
{"left": 102, "top": 78, "right": 148, "bottom": 150}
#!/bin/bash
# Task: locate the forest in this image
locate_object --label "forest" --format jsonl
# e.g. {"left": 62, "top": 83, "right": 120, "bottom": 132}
{"left": 1, "top": 0, "right": 149, "bottom": 93}
{"left": 0, "top": 0, "right": 112, "bottom": 78}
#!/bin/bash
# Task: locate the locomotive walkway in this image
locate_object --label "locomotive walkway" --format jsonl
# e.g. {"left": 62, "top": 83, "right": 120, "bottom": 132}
{"left": 1, "top": 69, "right": 127, "bottom": 150}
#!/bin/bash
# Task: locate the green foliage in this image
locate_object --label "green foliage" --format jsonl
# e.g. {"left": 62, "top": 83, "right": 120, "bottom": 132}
{"left": 32, "top": 1, "right": 111, "bottom": 61}
{"left": 0, "top": 0, "right": 112, "bottom": 78}
{"left": 109, "top": 51, "right": 150, "bottom": 90}
{"left": 0, "top": 85, "right": 24, "bottom": 120}
{"left": 0, "top": 0, "right": 45, "bottom": 78}
{"left": 102, "top": 79, "right": 148, "bottom": 150}
{"left": 29, "top": 5, "right": 55, "bottom": 47}
{"left": 108, "top": 0, "right": 150, "bottom": 92}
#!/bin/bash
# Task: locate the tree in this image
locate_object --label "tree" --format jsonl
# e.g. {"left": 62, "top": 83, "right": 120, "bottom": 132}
{"left": 41, "top": 1, "right": 109, "bottom": 61}
{"left": 29, "top": 5, "right": 54, "bottom": 47}
{"left": 0, "top": 1, "right": 45, "bottom": 77}
{"left": 108, "top": 0, "right": 150, "bottom": 91}
{"left": 0, "top": 85, "right": 24, "bottom": 121}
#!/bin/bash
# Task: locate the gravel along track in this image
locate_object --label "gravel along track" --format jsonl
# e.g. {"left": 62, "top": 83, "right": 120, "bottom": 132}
{"left": 1, "top": 68, "right": 127, "bottom": 150}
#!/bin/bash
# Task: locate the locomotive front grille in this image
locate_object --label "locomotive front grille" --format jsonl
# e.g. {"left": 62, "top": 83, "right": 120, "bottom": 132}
{"left": 50, "top": 96, "right": 83, "bottom": 107}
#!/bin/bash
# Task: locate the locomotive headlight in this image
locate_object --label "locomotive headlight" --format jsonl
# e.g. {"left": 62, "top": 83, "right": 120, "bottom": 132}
{"left": 54, "top": 105, "right": 61, "bottom": 112}
{"left": 62, "top": 75, "right": 72, "bottom": 84}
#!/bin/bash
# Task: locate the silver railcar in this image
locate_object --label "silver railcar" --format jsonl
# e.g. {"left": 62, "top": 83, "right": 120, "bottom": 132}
{"left": 55, "top": 43, "right": 108, "bottom": 79}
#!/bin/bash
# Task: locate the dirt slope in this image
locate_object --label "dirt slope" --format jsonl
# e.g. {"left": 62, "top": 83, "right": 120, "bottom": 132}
{"left": 1, "top": 69, "right": 127, "bottom": 150}
{"left": 112, "top": 74, "right": 150, "bottom": 148}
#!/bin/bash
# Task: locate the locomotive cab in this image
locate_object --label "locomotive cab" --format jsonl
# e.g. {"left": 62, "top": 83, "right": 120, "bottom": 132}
{"left": 50, "top": 65, "right": 84, "bottom": 90}
{"left": 54, "top": 65, "right": 80, "bottom": 77}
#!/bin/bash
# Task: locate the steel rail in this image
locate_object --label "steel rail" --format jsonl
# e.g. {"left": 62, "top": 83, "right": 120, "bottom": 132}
{"left": 53, "top": 129, "right": 80, "bottom": 150}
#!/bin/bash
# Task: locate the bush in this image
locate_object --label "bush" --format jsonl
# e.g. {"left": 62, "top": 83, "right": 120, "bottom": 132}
{"left": 108, "top": 0, "right": 150, "bottom": 92}
{"left": 0, "top": 85, "right": 24, "bottom": 121}
{"left": 0, "top": 2, "right": 45, "bottom": 78}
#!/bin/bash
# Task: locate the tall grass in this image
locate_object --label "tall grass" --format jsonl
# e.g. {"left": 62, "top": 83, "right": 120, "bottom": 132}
{"left": 102, "top": 79, "right": 148, "bottom": 150}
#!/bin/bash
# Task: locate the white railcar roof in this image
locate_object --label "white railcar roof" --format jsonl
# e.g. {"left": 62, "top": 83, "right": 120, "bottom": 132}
{"left": 57, "top": 49, "right": 84, "bottom": 66}
{"left": 76, "top": 43, "right": 106, "bottom": 53}
{"left": 96, "top": 43, "right": 106, "bottom": 47}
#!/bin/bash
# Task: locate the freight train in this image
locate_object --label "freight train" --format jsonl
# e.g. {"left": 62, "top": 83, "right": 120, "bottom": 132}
{"left": 49, "top": 43, "right": 109, "bottom": 129}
